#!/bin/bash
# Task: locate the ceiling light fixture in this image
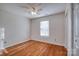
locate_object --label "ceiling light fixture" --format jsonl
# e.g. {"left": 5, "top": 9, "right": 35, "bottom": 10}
{"left": 22, "top": 3, "right": 42, "bottom": 15}
{"left": 31, "top": 11, "right": 37, "bottom": 15}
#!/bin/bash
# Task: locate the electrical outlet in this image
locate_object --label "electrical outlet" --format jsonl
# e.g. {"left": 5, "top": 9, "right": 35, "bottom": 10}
{"left": 4, "top": 41, "right": 7, "bottom": 43}
{"left": 75, "top": 40, "right": 77, "bottom": 42}
{"left": 55, "top": 38, "right": 56, "bottom": 41}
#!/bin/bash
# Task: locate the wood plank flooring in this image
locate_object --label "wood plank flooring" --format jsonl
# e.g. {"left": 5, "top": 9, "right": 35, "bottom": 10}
{"left": 4, "top": 40, "right": 67, "bottom": 56}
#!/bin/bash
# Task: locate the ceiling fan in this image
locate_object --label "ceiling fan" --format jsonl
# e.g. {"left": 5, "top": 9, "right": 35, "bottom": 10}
{"left": 22, "top": 3, "right": 42, "bottom": 15}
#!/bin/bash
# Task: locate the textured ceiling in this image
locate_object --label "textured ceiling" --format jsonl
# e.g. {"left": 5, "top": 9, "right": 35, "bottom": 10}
{"left": 0, "top": 3, "right": 66, "bottom": 19}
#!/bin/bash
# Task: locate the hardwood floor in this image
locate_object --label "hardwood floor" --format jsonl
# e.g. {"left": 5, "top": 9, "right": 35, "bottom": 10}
{"left": 4, "top": 40, "right": 67, "bottom": 56}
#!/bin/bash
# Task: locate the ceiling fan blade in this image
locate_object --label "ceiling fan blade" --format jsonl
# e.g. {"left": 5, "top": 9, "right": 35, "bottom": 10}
{"left": 20, "top": 3, "right": 42, "bottom": 15}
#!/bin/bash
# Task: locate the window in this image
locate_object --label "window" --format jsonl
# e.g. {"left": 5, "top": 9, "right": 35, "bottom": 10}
{"left": 40, "top": 21, "right": 49, "bottom": 36}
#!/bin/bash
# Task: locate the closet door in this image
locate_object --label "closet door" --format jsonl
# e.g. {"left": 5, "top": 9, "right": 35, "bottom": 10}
{"left": 65, "top": 4, "right": 72, "bottom": 56}
{"left": 0, "top": 28, "right": 5, "bottom": 50}
{"left": 73, "top": 4, "right": 79, "bottom": 56}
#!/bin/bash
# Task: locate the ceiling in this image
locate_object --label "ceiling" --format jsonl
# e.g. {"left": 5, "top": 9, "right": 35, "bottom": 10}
{"left": 0, "top": 3, "right": 66, "bottom": 19}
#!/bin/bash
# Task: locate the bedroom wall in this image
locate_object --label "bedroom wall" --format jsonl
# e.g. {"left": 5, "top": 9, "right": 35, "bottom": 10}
{"left": 31, "top": 12, "right": 65, "bottom": 46}
{"left": 0, "top": 9, "right": 30, "bottom": 48}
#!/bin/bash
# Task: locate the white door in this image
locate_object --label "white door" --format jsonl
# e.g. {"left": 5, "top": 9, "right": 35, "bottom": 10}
{"left": 73, "top": 4, "right": 79, "bottom": 56}
{"left": 0, "top": 28, "right": 5, "bottom": 50}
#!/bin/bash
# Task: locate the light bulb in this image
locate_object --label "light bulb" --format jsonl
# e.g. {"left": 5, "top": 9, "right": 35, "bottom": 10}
{"left": 31, "top": 11, "right": 37, "bottom": 15}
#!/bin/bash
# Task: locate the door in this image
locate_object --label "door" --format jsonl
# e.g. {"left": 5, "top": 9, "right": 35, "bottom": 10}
{"left": 73, "top": 3, "right": 79, "bottom": 56}
{"left": 0, "top": 28, "right": 5, "bottom": 50}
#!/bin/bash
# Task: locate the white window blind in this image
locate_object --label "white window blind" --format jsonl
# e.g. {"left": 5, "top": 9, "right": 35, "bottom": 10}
{"left": 40, "top": 21, "right": 49, "bottom": 36}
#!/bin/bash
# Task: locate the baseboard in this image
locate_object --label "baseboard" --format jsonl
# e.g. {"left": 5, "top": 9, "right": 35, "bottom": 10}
{"left": 5, "top": 39, "right": 30, "bottom": 49}
{"left": 30, "top": 39, "right": 65, "bottom": 47}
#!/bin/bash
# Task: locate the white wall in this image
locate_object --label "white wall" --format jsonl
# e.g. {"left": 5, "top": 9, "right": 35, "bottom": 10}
{"left": 0, "top": 9, "right": 30, "bottom": 48}
{"left": 31, "top": 12, "right": 65, "bottom": 46}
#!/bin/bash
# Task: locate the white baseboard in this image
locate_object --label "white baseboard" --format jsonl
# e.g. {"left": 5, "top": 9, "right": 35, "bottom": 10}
{"left": 31, "top": 39, "right": 65, "bottom": 47}
{"left": 5, "top": 39, "right": 29, "bottom": 48}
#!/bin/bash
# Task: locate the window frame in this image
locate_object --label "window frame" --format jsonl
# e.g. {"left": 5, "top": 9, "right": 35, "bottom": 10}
{"left": 40, "top": 20, "right": 49, "bottom": 37}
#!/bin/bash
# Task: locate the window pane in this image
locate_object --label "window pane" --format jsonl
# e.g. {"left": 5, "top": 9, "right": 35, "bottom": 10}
{"left": 40, "top": 21, "right": 49, "bottom": 36}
